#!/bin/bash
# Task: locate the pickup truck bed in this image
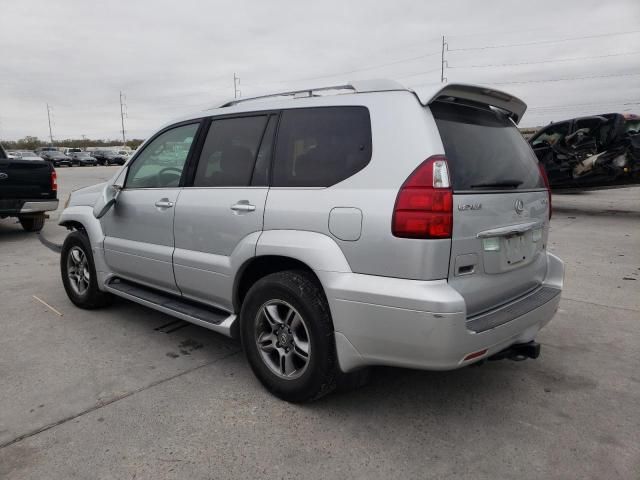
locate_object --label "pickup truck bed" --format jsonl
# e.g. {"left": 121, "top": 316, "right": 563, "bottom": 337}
{"left": 0, "top": 144, "right": 58, "bottom": 231}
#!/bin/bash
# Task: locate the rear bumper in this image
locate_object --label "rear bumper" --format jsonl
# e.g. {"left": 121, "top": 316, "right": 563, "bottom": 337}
{"left": 0, "top": 199, "right": 58, "bottom": 215}
{"left": 319, "top": 252, "right": 564, "bottom": 372}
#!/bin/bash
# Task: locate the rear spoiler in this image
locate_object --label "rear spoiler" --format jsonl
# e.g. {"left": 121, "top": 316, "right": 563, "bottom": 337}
{"left": 412, "top": 83, "right": 527, "bottom": 124}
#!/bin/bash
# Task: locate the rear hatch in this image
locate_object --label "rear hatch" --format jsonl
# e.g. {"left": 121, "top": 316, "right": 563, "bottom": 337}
{"left": 430, "top": 100, "right": 550, "bottom": 317}
{"left": 0, "top": 158, "right": 54, "bottom": 200}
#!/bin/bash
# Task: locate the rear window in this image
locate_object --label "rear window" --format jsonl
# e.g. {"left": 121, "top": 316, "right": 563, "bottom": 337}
{"left": 272, "top": 106, "right": 372, "bottom": 187}
{"left": 431, "top": 101, "right": 544, "bottom": 191}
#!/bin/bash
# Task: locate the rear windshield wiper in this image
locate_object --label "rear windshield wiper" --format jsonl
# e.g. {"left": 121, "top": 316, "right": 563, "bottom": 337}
{"left": 469, "top": 180, "right": 523, "bottom": 189}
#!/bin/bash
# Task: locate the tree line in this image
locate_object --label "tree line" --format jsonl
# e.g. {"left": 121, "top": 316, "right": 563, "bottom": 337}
{"left": 1, "top": 136, "right": 145, "bottom": 151}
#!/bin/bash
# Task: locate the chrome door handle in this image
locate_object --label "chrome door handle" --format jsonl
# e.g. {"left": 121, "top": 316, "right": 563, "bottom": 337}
{"left": 231, "top": 203, "right": 256, "bottom": 213}
{"left": 155, "top": 200, "right": 174, "bottom": 208}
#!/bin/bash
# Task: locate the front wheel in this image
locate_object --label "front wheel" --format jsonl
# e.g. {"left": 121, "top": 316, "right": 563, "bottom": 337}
{"left": 240, "top": 270, "right": 341, "bottom": 402}
{"left": 60, "top": 231, "right": 112, "bottom": 309}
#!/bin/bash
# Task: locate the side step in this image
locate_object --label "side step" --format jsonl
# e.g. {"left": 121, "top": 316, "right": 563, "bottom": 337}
{"left": 104, "top": 278, "right": 236, "bottom": 337}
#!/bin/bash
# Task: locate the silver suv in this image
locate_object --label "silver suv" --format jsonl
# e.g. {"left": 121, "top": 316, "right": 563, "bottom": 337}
{"left": 59, "top": 80, "right": 564, "bottom": 402}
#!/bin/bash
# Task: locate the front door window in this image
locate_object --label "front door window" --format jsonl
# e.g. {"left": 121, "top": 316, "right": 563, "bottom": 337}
{"left": 126, "top": 123, "right": 199, "bottom": 188}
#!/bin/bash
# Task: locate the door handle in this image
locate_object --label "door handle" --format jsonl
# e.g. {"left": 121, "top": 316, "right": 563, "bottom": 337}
{"left": 155, "top": 200, "right": 174, "bottom": 208}
{"left": 231, "top": 202, "right": 256, "bottom": 213}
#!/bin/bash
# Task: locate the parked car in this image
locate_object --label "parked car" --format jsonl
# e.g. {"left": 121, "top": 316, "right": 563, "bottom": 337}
{"left": 41, "top": 150, "right": 72, "bottom": 167}
{"left": 12, "top": 150, "right": 44, "bottom": 161}
{"left": 529, "top": 113, "right": 640, "bottom": 189}
{"left": 35, "top": 146, "right": 58, "bottom": 154}
{"left": 91, "top": 150, "right": 121, "bottom": 165}
{"left": 109, "top": 151, "right": 129, "bottom": 165}
{"left": 58, "top": 80, "right": 564, "bottom": 402}
{"left": 63, "top": 147, "right": 83, "bottom": 157}
{"left": 98, "top": 150, "right": 126, "bottom": 166}
{"left": 0, "top": 143, "right": 58, "bottom": 231}
{"left": 70, "top": 151, "right": 97, "bottom": 166}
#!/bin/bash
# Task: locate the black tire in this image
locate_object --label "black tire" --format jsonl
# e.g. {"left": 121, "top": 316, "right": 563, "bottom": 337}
{"left": 240, "top": 270, "right": 340, "bottom": 402}
{"left": 19, "top": 214, "right": 45, "bottom": 232}
{"left": 60, "top": 230, "right": 113, "bottom": 309}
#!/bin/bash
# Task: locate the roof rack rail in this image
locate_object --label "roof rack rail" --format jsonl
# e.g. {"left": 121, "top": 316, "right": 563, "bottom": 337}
{"left": 217, "top": 79, "right": 406, "bottom": 108}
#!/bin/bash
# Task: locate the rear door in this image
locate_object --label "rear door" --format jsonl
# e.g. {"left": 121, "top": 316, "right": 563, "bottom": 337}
{"left": 172, "top": 114, "right": 275, "bottom": 311}
{"left": 431, "top": 101, "right": 550, "bottom": 316}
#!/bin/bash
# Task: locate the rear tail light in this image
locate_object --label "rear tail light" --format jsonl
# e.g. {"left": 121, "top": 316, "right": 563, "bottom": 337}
{"left": 51, "top": 170, "right": 58, "bottom": 192}
{"left": 538, "top": 162, "right": 552, "bottom": 219}
{"left": 392, "top": 155, "right": 453, "bottom": 239}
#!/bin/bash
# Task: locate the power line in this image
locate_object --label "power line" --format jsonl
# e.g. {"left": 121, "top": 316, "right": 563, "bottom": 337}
{"left": 492, "top": 71, "right": 640, "bottom": 85}
{"left": 527, "top": 100, "right": 640, "bottom": 111}
{"left": 447, "top": 30, "right": 640, "bottom": 52}
{"left": 398, "top": 68, "right": 442, "bottom": 80}
{"left": 447, "top": 51, "right": 640, "bottom": 69}
{"left": 248, "top": 51, "right": 442, "bottom": 90}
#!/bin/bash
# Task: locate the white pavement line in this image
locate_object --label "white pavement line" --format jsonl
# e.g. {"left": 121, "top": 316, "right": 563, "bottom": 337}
{"left": 32, "top": 295, "right": 64, "bottom": 317}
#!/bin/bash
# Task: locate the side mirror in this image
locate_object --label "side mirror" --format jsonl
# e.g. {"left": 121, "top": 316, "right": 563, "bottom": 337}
{"left": 93, "top": 183, "right": 122, "bottom": 218}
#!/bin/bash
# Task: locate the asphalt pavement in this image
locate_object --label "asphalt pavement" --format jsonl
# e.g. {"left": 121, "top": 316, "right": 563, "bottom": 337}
{"left": 0, "top": 166, "right": 639, "bottom": 479}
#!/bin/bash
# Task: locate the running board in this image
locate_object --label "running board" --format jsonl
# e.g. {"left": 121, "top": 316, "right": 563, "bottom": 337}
{"left": 104, "top": 278, "right": 236, "bottom": 337}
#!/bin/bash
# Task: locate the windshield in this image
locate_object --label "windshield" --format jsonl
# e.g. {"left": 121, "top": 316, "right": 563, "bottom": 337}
{"left": 431, "top": 101, "right": 544, "bottom": 191}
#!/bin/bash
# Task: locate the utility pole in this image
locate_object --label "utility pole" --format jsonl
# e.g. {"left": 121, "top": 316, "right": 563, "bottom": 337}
{"left": 119, "top": 91, "right": 127, "bottom": 147}
{"left": 440, "top": 35, "right": 448, "bottom": 83}
{"left": 46, "top": 103, "right": 54, "bottom": 145}
{"left": 233, "top": 73, "right": 241, "bottom": 99}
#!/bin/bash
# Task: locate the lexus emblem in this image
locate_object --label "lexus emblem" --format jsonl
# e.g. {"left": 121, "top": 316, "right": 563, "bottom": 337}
{"left": 0, "top": 172, "right": 8, "bottom": 180}
{"left": 514, "top": 199, "right": 525, "bottom": 214}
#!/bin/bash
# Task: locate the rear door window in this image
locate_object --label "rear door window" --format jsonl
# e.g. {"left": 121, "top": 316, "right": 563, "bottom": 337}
{"left": 272, "top": 106, "right": 372, "bottom": 187}
{"left": 431, "top": 101, "right": 544, "bottom": 191}
{"left": 193, "top": 116, "right": 268, "bottom": 187}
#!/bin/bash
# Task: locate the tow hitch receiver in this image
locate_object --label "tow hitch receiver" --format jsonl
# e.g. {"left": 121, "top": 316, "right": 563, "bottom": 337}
{"left": 489, "top": 341, "right": 541, "bottom": 362}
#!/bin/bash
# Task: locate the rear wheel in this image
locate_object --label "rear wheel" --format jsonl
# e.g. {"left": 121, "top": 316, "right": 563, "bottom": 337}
{"left": 19, "top": 214, "right": 45, "bottom": 232}
{"left": 240, "top": 271, "right": 340, "bottom": 402}
{"left": 60, "top": 231, "right": 112, "bottom": 309}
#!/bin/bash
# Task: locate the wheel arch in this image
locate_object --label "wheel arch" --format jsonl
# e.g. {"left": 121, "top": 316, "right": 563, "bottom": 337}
{"left": 58, "top": 205, "right": 105, "bottom": 246}
{"left": 233, "top": 230, "right": 352, "bottom": 313}
{"left": 233, "top": 255, "right": 323, "bottom": 314}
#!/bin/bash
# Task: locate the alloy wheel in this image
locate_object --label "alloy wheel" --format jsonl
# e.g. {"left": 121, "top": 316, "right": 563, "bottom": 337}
{"left": 254, "top": 300, "right": 311, "bottom": 379}
{"left": 66, "top": 246, "right": 90, "bottom": 295}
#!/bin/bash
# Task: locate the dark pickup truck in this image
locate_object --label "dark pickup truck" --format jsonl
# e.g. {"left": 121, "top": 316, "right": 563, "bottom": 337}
{"left": 0, "top": 143, "right": 59, "bottom": 231}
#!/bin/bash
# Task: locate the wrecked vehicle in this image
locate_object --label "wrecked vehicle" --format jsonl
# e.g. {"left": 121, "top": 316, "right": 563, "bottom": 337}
{"left": 529, "top": 113, "right": 640, "bottom": 189}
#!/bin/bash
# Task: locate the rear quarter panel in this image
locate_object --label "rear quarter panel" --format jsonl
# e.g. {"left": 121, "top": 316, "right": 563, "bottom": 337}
{"left": 263, "top": 91, "right": 451, "bottom": 280}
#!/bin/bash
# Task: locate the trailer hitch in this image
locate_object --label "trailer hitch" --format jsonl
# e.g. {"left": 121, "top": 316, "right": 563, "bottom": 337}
{"left": 489, "top": 341, "right": 541, "bottom": 362}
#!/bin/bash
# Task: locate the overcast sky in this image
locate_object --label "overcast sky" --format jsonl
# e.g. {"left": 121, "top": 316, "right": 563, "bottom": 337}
{"left": 1, "top": 0, "right": 639, "bottom": 141}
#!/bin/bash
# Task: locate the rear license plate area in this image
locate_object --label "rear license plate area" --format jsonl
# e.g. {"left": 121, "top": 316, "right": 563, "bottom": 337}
{"left": 504, "top": 233, "right": 527, "bottom": 265}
